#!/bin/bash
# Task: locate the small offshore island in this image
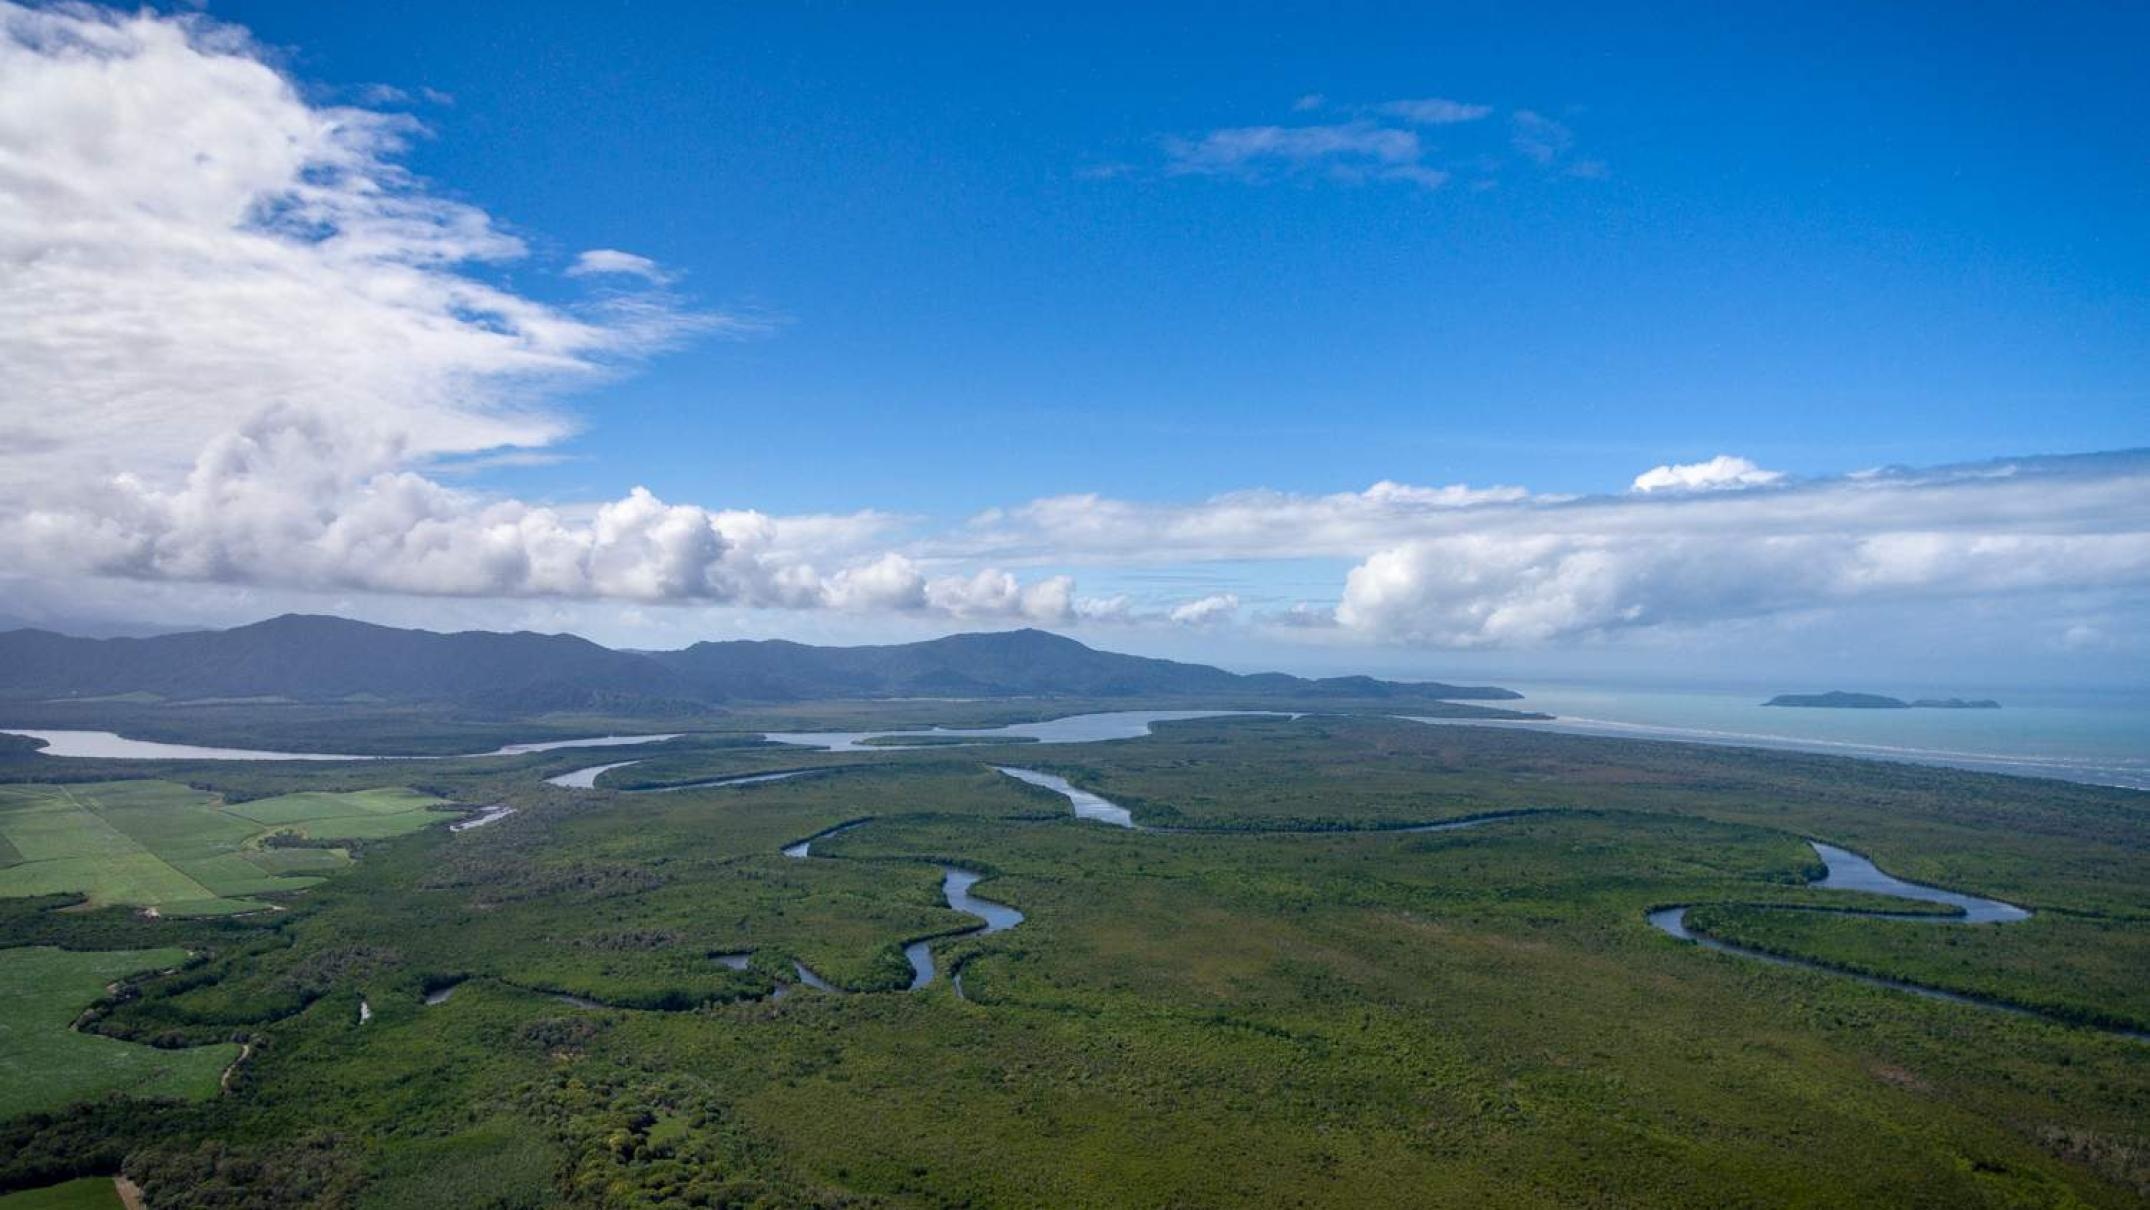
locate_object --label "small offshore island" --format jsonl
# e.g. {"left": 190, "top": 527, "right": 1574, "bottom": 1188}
{"left": 1765, "top": 690, "right": 2002, "bottom": 709}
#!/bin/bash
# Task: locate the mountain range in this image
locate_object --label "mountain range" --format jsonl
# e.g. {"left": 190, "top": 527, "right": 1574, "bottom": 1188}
{"left": 0, "top": 615, "right": 1520, "bottom": 711}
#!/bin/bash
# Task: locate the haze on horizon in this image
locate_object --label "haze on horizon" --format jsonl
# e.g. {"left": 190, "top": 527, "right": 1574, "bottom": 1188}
{"left": 1, "top": 1, "right": 2144, "bottom": 691}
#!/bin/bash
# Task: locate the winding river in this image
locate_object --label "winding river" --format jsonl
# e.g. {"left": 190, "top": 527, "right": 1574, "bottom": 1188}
{"left": 522, "top": 730, "right": 2143, "bottom": 1037}
{"left": 1635, "top": 839, "right": 2125, "bottom": 1032}
{"left": 775, "top": 823, "right": 1024, "bottom": 994}
{"left": 1645, "top": 839, "right": 2031, "bottom": 946}
{"left": 995, "top": 768, "right": 2144, "bottom": 1038}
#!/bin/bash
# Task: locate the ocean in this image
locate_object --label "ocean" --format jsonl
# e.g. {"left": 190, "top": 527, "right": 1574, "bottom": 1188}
{"left": 1448, "top": 683, "right": 2150, "bottom": 792}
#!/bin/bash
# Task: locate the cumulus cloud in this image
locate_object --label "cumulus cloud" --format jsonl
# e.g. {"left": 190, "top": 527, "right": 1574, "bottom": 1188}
{"left": 11, "top": 405, "right": 1092, "bottom": 620}
{"left": 568, "top": 248, "right": 671, "bottom": 282}
{"left": 1631, "top": 455, "right": 1786, "bottom": 493}
{"left": 0, "top": 2, "right": 732, "bottom": 502}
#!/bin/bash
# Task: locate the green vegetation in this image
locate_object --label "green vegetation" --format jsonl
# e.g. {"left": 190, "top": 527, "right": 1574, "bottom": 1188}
{"left": 0, "top": 947, "right": 236, "bottom": 1119}
{"left": 0, "top": 713, "right": 2145, "bottom": 1205}
{"left": 0, "top": 782, "right": 456, "bottom": 914}
{"left": 1687, "top": 906, "right": 2150, "bottom": 1031}
{"left": 0, "top": 1177, "right": 122, "bottom": 1210}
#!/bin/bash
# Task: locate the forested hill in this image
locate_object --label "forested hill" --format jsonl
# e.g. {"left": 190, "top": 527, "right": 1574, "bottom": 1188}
{"left": 0, "top": 615, "right": 1521, "bottom": 710}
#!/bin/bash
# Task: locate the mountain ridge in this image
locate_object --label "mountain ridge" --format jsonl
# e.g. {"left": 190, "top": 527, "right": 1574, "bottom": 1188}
{"left": 0, "top": 614, "right": 1521, "bottom": 710}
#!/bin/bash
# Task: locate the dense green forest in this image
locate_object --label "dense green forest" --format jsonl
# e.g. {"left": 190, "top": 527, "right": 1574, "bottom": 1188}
{"left": 0, "top": 714, "right": 2145, "bottom": 1206}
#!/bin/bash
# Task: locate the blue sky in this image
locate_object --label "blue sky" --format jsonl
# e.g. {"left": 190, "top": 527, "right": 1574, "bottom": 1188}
{"left": 0, "top": 1, "right": 2145, "bottom": 685}
{"left": 226, "top": 0, "right": 2147, "bottom": 511}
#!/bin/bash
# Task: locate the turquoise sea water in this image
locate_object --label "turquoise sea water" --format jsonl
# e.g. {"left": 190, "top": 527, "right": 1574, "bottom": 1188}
{"left": 1437, "top": 684, "right": 2150, "bottom": 791}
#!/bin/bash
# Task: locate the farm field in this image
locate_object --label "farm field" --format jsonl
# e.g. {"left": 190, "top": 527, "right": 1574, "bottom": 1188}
{"left": 0, "top": 783, "right": 456, "bottom": 915}
{"left": 0, "top": 947, "right": 236, "bottom": 1120}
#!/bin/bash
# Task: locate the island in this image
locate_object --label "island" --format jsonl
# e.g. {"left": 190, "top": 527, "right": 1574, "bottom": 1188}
{"left": 1764, "top": 691, "right": 2000, "bottom": 709}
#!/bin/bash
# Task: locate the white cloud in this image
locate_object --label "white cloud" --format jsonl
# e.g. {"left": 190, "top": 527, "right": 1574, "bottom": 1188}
{"left": 1378, "top": 97, "right": 1493, "bottom": 125}
{"left": 0, "top": 1, "right": 727, "bottom": 507}
{"left": 0, "top": 3, "right": 2134, "bottom": 665}
{"left": 1169, "top": 593, "right": 1240, "bottom": 626}
{"left": 1631, "top": 455, "right": 1785, "bottom": 493}
{"left": 922, "top": 569, "right": 1079, "bottom": 623}
{"left": 1155, "top": 97, "right": 1591, "bottom": 192}
{"left": 10, "top": 405, "right": 1096, "bottom": 621}
{"left": 0, "top": 3, "right": 1068, "bottom": 625}
{"left": 1330, "top": 454, "right": 2150, "bottom": 646}
{"left": 937, "top": 452, "right": 2150, "bottom": 649}
{"left": 1510, "top": 109, "right": 1574, "bottom": 165}
{"left": 1164, "top": 121, "right": 1438, "bottom": 186}
{"left": 568, "top": 248, "right": 671, "bottom": 282}
{"left": 951, "top": 480, "right": 1536, "bottom": 564}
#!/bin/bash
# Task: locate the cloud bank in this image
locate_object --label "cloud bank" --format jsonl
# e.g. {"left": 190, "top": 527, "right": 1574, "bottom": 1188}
{"left": 942, "top": 453, "right": 2150, "bottom": 647}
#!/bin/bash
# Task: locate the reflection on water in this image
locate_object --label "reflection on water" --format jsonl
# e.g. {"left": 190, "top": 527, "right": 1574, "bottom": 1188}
{"left": 994, "top": 766, "right": 1133, "bottom": 827}
{"left": 764, "top": 710, "right": 1287, "bottom": 753}
{"left": 1808, "top": 841, "right": 2029, "bottom": 923}
{"left": 4, "top": 728, "right": 682, "bottom": 763}
{"left": 545, "top": 760, "right": 643, "bottom": 788}
{"left": 905, "top": 866, "right": 1025, "bottom": 990}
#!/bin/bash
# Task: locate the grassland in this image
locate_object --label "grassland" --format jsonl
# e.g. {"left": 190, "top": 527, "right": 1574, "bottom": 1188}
{"left": 0, "top": 782, "right": 456, "bottom": 914}
{"left": 0, "top": 714, "right": 2144, "bottom": 1206}
{"left": 0, "top": 947, "right": 235, "bottom": 1119}
{"left": 0, "top": 1177, "right": 122, "bottom": 1210}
